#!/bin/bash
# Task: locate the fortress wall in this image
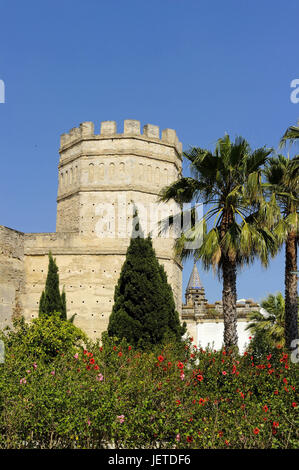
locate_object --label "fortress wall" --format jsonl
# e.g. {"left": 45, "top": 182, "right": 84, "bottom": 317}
{"left": 197, "top": 320, "right": 251, "bottom": 353}
{"left": 23, "top": 232, "right": 182, "bottom": 339}
{"left": 0, "top": 226, "right": 25, "bottom": 329}
{"left": 23, "top": 252, "right": 124, "bottom": 338}
{"left": 1, "top": 119, "right": 184, "bottom": 339}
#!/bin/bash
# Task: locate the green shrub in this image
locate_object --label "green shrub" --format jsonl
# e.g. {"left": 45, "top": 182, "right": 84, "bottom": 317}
{"left": 1, "top": 313, "right": 86, "bottom": 362}
{"left": 0, "top": 328, "right": 298, "bottom": 449}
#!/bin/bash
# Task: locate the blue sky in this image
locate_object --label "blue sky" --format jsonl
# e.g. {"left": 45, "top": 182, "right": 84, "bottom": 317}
{"left": 0, "top": 0, "right": 298, "bottom": 304}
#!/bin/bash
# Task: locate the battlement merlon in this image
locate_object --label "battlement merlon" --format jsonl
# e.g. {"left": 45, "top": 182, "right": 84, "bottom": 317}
{"left": 59, "top": 119, "right": 183, "bottom": 156}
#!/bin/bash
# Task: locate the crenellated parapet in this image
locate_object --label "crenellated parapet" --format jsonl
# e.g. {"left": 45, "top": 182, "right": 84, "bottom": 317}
{"left": 59, "top": 119, "right": 183, "bottom": 156}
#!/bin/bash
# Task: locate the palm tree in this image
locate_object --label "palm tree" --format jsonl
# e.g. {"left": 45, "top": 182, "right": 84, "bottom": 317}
{"left": 159, "top": 135, "right": 277, "bottom": 349}
{"left": 264, "top": 155, "right": 299, "bottom": 349}
{"left": 246, "top": 292, "right": 299, "bottom": 348}
{"left": 280, "top": 122, "right": 299, "bottom": 147}
{"left": 246, "top": 292, "right": 285, "bottom": 347}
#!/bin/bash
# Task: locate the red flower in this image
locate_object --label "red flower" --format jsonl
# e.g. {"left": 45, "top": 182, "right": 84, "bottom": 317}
{"left": 177, "top": 362, "right": 184, "bottom": 369}
{"left": 113, "top": 346, "right": 117, "bottom": 351}
{"left": 167, "top": 361, "right": 172, "bottom": 368}
{"left": 292, "top": 402, "right": 297, "bottom": 408}
{"left": 158, "top": 355, "right": 164, "bottom": 362}
{"left": 218, "top": 431, "right": 223, "bottom": 437}
{"left": 89, "top": 358, "right": 95, "bottom": 364}
{"left": 128, "top": 346, "right": 132, "bottom": 351}
{"left": 263, "top": 405, "right": 269, "bottom": 413}
{"left": 253, "top": 427, "right": 260, "bottom": 435}
{"left": 272, "top": 421, "right": 279, "bottom": 428}
{"left": 94, "top": 364, "right": 99, "bottom": 370}
{"left": 118, "top": 351, "right": 123, "bottom": 357}
{"left": 222, "top": 371, "right": 227, "bottom": 376}
{"left": 197, "top": 374, "right": 203, "bottom": 382}
{"left": 99, "top": 346, "right": 103, "bottom": 352}
{"left": 186, "top": 436, "right": 193, "bottom": 443}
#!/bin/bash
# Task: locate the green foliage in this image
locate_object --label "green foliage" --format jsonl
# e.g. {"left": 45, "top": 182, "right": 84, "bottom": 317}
{"left": 39, "top": 252, "right": 66, "bottom": 320}
{"left": 263, "top": 153, "right": 299, "bottom": 348}
{"left": 108, "top": 235, "right": 186, "bottom": 348}
{"left": 280, "top": 123, "right": 299, "bottom": 148}
{"left": 61, "top": 287, "right": 67, "bottom": 321}
{"left": 160, "top": 135, "right": 277, "bottom": 267}
{"left": 0, "top": 332, "right": 297, "bottom": 449}
{"left": 246, "top": 293, "right": 299, "bottom": 349}
{"left": 1, "top": 313, "right": 86, "bottom": 362}
{"left": 159, "top": 135, "right": 278, "bottom": 349}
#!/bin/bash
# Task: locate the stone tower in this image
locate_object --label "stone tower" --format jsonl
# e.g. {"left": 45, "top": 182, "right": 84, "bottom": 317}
{"left": 0, "top": 119, "right": 183, "bottom": 338}
{"left": 184, "top": 262, "right": 207, "bottom": 316}
{"left": 56, "top": 120, "right": 182, "bottom": 238}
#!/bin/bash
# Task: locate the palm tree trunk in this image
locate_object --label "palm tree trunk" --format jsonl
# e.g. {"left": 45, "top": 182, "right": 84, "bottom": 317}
{"left": 285, "top": 231, "right": 298, "bottom": 349}
{"left": 222, "top": 255, "right": 238, "bottom": 349}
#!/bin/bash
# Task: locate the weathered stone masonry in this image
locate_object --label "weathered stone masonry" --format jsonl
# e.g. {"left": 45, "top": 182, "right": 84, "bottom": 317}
{"left": 0, "top": 226, "right": 25, "bottom": 330}
{"left": 0, "top": 119, "right": 258, "bottom": 347}
{"left": 0, "top": 119, "right": 183, "bottom": 339}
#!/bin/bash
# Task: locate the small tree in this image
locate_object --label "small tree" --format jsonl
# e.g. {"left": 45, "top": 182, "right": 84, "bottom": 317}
{"left": 246, "top": 292, "right": 285, "bottom": 348}
{"left": 39, "top": 252, "right": 66, "bottom": 320}
{"left": 108, "top": 234, "right": 185, "bottom": 348}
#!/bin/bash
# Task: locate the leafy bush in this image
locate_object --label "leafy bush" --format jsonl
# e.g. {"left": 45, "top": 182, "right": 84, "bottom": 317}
{"left": 0, "top": 324, "right": 298, "bottom": 449}
{"left": 1, "top": 313, "right": 86, "bottom": 362}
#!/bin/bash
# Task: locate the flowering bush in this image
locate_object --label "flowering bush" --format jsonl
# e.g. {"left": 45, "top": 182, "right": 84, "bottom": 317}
{"left": 1, "top": 314, "right": 87, "bottom": 362}
{"left": 0, "top": 323, "right": 298, "bottom": 449}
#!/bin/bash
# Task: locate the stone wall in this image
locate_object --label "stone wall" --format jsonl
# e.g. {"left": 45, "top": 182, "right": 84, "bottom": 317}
{"left": 22, "top": 234, "right": 182, "bottom": 339}
{"left": 0, "top": 226, "right": 25, "bottom": 329}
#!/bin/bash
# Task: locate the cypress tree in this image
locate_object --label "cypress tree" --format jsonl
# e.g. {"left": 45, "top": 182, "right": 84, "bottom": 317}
{"left": 39, "top": 252, "right": 66, "bottom": 319}
{"left": 61, "top": 287, "right": 67, "bottom": 320}
{"left": 108, "top": 232, "right": 186, "bottom": 348}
